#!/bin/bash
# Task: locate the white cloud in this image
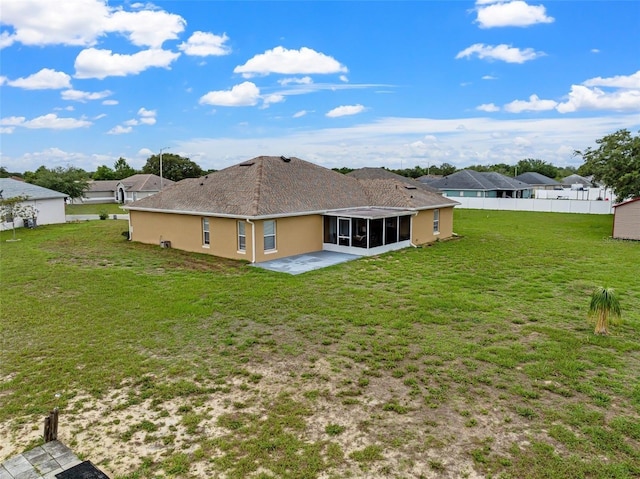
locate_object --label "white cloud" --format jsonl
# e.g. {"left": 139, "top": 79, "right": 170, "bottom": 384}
{"left": 102, "top": 100, "right": 118, "bottom": 106}
{"left": 7, "top": 68, "right": 71, "bottom": 90}
{"left": 178, "top": 31, "right": 231, "bottom": 56}
{"left": 199, "top": 82, "right": 261, "bottom": 107}
{"left": 124, "top": 119, "right": 139, "bottom": 126}
{"left": 340, "top": 75, "right": 349, "bottom": 83}
{"left": 234, "top": 46, "right": 348, "bottom": 78}
{"left": 475, "top": 1, "right": 554, "bottom": 28}
{"left": 456, "top": 43, "right": 544, "bottom": 63}
{"left": 582, "top": 70, "right": 640, "bottom": 89}
{"left": 477, "top": 103, "right": 500, "bottom": 112}
{"left": 293, "top": 110, "right": 308, "bottom": 118}
{"left": 0, "top": 127, "right": 15, "bottom": 134}
{"left": 556, "top": 85, "right": 640, "bottom": 113}
{"left": 74, "top": 47, "right": 180, "bottom": 79}
{"left": 0, "top": 113, "right": 91, "bottom": 129}
{"left": 108, "top": 125, "right": 133, "bottom": 134}
{"left": 262, "top": 94, "right": 285, "bottom": 108}
{"left": 482, "top": 75, "right": 498, "bottom": 80}
{"left": 278, "top": 76, "right": 313, "bottom": 86}
{"left": 0, "top": 76, "right": 6, "bottom": 86}
{"left": 326, "top": 104, "right": 365, "bottom": 118}
{"left": 504, "top": 94, "right": 557, "bottom": 112}
{"left": 591, "top": 49, "right": 600, "bottom": 54}
{"left": 61, "top": 89, "right": 112, "bottom": 102}
{"left": 0, "top": 0, "right": 185, "bottom": 48}
{"left": 105, "top": 9, "right": 185, "bottom": 48}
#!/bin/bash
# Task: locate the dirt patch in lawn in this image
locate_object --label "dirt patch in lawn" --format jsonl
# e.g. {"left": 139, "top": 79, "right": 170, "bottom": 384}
{"left": 0, "top": 355, "right": 552, "bottom": 479}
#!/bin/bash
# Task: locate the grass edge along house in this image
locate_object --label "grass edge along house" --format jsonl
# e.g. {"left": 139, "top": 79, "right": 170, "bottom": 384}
{"left": 124, "top": 156, "right": 459, "bottom": 263}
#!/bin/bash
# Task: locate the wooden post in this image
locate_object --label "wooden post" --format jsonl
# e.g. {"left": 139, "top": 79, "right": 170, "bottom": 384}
{"left": 43, "top": 408, "right": 59, "bottom": 442}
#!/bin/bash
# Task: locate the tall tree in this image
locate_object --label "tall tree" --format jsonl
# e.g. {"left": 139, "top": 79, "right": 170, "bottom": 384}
{"left": 516, "top": 158, "right": 559, "bottom": 179}
{"left": 26, "top": 166, "right": 90, "bottom": 200}
{"left": 142, "top": 153, "right": 204, "bottom": 182}
{"left": 93, "top": 165, "right": 117, "bottom": 180}
{"left": 575, "top": 129, "right": 640, "bottom": 201}
{"left": 114, "top": 157, "right": 137, "bottom": 178}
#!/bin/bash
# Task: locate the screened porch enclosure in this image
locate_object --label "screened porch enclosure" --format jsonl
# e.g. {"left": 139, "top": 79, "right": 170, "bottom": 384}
{"left": 322, "top": 208, "right": 413, "bottom": 255}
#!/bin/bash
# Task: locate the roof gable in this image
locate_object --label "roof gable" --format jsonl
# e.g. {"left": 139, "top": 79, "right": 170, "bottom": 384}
{"left": 515, "top": 172, "right": 560, "bottom": 185}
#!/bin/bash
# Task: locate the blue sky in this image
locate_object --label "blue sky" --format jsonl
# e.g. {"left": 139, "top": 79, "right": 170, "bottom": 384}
{"left": 1, "top": 0, "right": 639, "bottom": 173}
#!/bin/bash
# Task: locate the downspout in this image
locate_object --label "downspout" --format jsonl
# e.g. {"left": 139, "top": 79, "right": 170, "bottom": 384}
{"left": 246, "top": 218, "right": 256, "bottom": 263}
{"left": 409, "top": 211, "right": 419, "bottom": 248}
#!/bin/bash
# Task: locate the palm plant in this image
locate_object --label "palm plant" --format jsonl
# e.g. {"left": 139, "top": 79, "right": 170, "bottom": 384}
{"left": 588, "top": 287, "right": 621, "bottom": 335}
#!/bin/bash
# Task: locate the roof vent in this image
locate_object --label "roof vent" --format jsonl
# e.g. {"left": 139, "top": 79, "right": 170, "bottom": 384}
{"left": 240, "top": 160, "right": 255, "bottom": 166}
{"left": 404, "top": 185, "right": 417, "bottom": 190}
{"left": 280, "top": 156, "right": 291, "bottom": 162}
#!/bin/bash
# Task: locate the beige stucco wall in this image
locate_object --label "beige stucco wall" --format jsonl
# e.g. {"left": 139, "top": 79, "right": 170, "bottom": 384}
{"left": 613, "top": 201, "right": 640, "bottom": 240}
{"left": 129, "top": 210, "right": 324, "bottom": 262}
{"left": 412, "top": 207, "right": 455, "bottom": 245}
{"left": 253, "top": 215, "right": 323, "bottom": 262}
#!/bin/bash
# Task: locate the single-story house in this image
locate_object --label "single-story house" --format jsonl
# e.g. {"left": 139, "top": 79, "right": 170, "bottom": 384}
{"left": 515, "top": 172, "right": 561, "bottom": 191}
{"left": 420, "top": 169, "right": 533, "bottom": 198}
{"left": 72, "top": 180, "right": 120, "bottom": 204}
{"left": 124, "top": 156, "right": 459, "bottom": 263}
{"left": 612, "top": 197, "right": 640, "bottom": 240}
{"left": 0, "top": 178, "right": 66, "bottom": 230}
{"left": 562, "top": 174, "right": 593, "bottom": 189}
{"left": 116, "top": 174, "right": 174, "bottom": 204}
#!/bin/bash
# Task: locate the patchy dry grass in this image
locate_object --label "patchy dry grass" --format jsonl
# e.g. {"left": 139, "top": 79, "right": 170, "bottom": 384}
{"left": 1, "top": 210, "right": 639, "bottom": 478}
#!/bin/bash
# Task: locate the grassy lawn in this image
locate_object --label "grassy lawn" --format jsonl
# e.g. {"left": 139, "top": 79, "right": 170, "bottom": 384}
{"left": 1, "top": 210, "right": 638, "bottom": 478}
{"left": 66, "top": 203, "right": 126, "bottom": 215}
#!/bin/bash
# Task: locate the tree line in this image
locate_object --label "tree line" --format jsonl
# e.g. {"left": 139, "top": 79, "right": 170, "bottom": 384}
{"left": 1, "top": 129, "right": 638, "bottom": 201}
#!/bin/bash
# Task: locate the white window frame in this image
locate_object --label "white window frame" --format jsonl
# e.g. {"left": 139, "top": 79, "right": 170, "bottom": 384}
{"left": 237, "top": 221, "right": 246, "bottom": 252}
{"left": 433, "top": 209, "right": 440, "bottom": 234}
{"left": 263, "top": 220, "right": 276, "bottom": 252}
{"left": 202, "top": 218, "right": 210, "bottom": 247}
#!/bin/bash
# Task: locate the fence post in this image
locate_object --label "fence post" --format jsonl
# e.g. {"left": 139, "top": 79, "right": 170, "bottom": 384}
{"left": 43, "top": 408, "right": 59, "bottom": 442}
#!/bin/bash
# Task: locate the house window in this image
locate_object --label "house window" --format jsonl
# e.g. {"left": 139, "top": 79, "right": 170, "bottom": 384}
{"left": 238, "top": 221, "right": 246, "bottom": 251}
{"left": 433, "top": 209, "right": 440, "bottom": 234}
{"left": 202, "top": 218, "right": 210, "bottom": 246}
{"left": 264, "top": 220, "right": 276, "bottom": 251}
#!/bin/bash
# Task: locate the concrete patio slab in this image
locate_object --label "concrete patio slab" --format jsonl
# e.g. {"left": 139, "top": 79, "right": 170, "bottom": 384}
{"left": 252, "top": 250, "right": 361, "bottom": 275}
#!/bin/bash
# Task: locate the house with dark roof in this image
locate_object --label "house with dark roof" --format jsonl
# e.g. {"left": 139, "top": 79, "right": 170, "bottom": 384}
{"left": 515, "top": 172, "right": 561, "bottom": 191}
{"left": 76, "top": 179, "right": 120, "bottom": 204}
{"left": 116, "top": 174, "right": 174, "bottom": 203}
{"left": 562, "top": 174, "right": 593, "bottom": 189}
{"left": 125, "top": 156, "right": 459, "bottom": 263}
{"left": 420, "top": 169, "right": 533, "bottom": 198}
{"left": 0, "top": 178, "right": 66, "bottom": 229}
{"left": 612, "top": 197, "right": 640, "bottom": 240}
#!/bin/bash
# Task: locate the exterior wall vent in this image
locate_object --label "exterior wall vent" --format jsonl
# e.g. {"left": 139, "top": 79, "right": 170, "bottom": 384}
{"left": 281, "top": 156, "right": 291, "bottom": 162}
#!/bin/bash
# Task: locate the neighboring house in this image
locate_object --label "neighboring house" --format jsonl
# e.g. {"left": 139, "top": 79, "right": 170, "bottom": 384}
{"left": 73, "top": 180, "right": 120, "bottom": 204}
{"left": 0, "top": 178, "right": 66, "bottom": 229}
{"left": 421, "top": 169, "right": 533, "bottom": 198}
{"left": 515, "top": 172, "right": 561, "bottom": 191}
{"left": 562, "top": 174, "right": 593, "bottom": 189}
{"left": 116, "top": 174, "right": 174, "bottom": 203}
{"left": 124, "top": 156, "right": 459, "bottom": 263}
{"left": 612, "top": 198, "right": 640, "bottom": 240}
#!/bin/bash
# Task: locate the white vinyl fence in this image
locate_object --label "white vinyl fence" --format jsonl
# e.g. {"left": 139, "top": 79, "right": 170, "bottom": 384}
{"left": 454, "top": 197, "right": 613, "bottom": 215}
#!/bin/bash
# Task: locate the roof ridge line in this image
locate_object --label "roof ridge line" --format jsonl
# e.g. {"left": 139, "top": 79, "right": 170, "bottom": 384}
{"left": 251, "top": 157, "right": 264, "bottom": 216}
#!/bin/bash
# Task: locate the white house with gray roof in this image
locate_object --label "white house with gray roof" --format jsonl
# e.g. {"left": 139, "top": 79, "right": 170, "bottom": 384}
{"left": 0, "top": 178, "right": 66, "bottom": 230}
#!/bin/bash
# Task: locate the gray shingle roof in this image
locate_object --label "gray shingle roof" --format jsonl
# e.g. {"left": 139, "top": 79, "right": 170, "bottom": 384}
{"left": 118, "top": 174, "right": 173, "bottom": 192}
{"left": 87, "top": 180, "right": 119, "bottom": 192}
{"left": 562, "top": 174, "right": 592, "bottom": 186}
{"left": 424, "top": 169, "right": 531, "bottom": 191}
{"left": 127, "top": 156, "right": 458, "bottom": 217}
{"left": 515, "top": 172, "right": 560, "bottom": 186}
{"left": 348, "top": 167, "right": 442, "bottom": 193}
{"left": 0, "top": 178, "right": 67, "bottom": 200}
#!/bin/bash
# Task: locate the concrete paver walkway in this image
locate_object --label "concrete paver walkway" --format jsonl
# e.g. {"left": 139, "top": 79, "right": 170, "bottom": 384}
{"left": 0, "top": 441, "right": 81, "bottom": 479}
